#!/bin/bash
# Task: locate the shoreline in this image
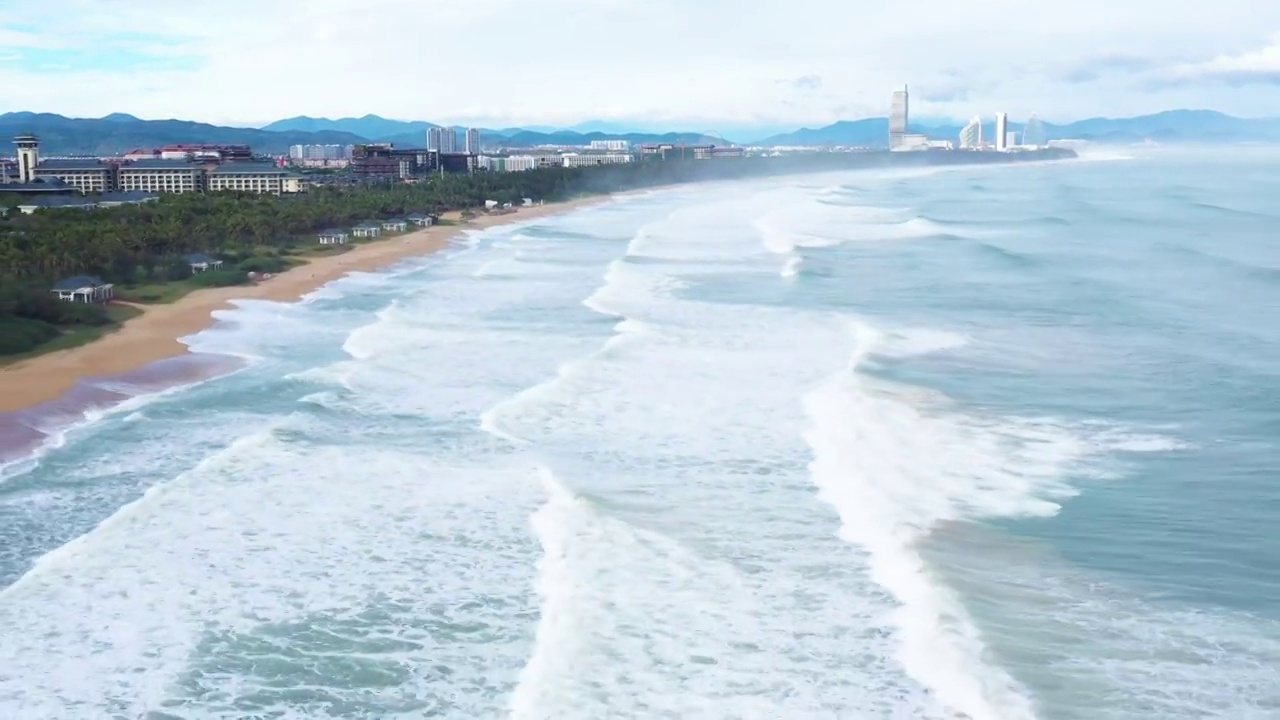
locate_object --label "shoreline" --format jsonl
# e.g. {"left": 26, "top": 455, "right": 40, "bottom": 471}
{"left": 0, "top": 195, "right": 609, "bottom": 418}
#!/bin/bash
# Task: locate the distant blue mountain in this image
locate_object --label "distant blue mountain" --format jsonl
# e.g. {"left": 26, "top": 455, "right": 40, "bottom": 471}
{"left": 262, "top": 114, "right": 439, "bottom": 141}
{"left": 0, "top": 112, "right": 368, "bottom": 155}
{"left": 6, "top": 109, "right": 1273, "bottom": 156}
{"left": 755, "top": 110, "right": 1280, "bottom": 147}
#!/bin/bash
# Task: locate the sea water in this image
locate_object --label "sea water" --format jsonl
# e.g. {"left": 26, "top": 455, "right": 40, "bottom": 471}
{"left": 1, "top": 146, "right": 1278, "bottom": 719}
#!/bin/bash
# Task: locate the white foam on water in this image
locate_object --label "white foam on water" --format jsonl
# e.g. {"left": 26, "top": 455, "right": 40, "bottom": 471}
{"left": 0, "top": 414, "right": 549, "bottom": 718}
{"left": 781, "top": 251, "right": 804, "bottom": 278}
{"left": 925, "top": 528, "right": 1280, "bottom": 720}
{"left": 0, "top": 372, "right": 235, "bottom": 483}
{"left": 802, "top": 319, "right": 1103, "bottom": 720}
{"left": 491, "top": 231, "right": 976, "bottom": 716}
{"left": 0, "top": 172, "right": 1208, "bottom": 718}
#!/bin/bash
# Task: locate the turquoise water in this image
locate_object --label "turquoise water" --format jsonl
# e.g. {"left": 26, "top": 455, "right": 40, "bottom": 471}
{"left": 1, "top": 146, "right": 1278, "bottom": 718}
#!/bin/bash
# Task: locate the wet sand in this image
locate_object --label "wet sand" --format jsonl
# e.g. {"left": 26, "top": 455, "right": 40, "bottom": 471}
{"left": 0, "top": 197, "right": 607, "bottom": 419}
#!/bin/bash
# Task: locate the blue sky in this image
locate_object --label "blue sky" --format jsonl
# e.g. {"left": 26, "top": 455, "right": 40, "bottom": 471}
{"left": 2, "top": 0, "right": 1280, "bottom": 132}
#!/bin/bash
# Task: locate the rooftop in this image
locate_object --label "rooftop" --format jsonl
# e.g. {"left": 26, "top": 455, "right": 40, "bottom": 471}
{"left": 37, "top": 158, "right": 111, "bottom": 170}
{"left": 52, "top": 275, "right": 108, "bottom": 291}
{"left": 18, "top": 191, "right": 160, "bottom": 209}
{"left": 120, "top": 159, "right": 200, "bottom": 170}
{"left": 183, "top": 252, "right": 220, "bottom": 264}
{"left": 0, "top": 178, "right": 74, "bottom": 194}
{"left": 208, "top": 162, "right": 285, "bottom": 174}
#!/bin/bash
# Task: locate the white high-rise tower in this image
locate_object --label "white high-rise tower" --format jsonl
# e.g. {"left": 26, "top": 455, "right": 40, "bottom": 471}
{"left": 465, "top": 128, "right": 481, "bottom": 154}
{"left": 959, "top": 116, "right": 983, "bottom": 149}
{"left": 889, "top": 86, "right": 909, "bottom": 149}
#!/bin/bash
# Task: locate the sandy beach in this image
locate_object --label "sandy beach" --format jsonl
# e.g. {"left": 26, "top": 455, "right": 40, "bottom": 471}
{"left": 0, "top": 196, "right": 607, "bottom": 415}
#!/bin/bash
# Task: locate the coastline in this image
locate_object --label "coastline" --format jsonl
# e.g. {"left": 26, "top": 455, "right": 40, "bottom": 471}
{"left": 0, "top": 195, "right": 608, "bottom": 417}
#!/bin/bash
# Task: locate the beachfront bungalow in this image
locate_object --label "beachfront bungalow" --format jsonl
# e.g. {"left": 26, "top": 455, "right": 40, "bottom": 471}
{"left": 406, "top": 213, "right": 434, "bottom": 227}
{"left": 352, "top": 221, "right": 382, "bottom": 238}
{"left": 317, "top": 228, "right": 349, "bottom": 245}
{"left": 381, "top": 218, "right": 408, "bottom": 232}
{"left": 484, "top": 199, "right": 499, "bottom": 210}
{"left": 183, "top": 252, "right": 223, "bottom": 273}
{"left": 522, "top": 198, "right": 533, "bottom": 207}
{"left": 51, "top": 275, "right": 114, "bottom": 303}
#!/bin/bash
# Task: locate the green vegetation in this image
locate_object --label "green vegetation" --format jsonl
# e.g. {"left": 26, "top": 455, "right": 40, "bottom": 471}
{"left": 0, "top": 286, "right": 140, "bottom": 360}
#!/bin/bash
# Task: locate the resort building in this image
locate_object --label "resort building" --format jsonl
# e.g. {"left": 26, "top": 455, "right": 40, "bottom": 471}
{"left": 50, "top": 275, "right": 115, "bottom": 303}
{"left": 352, "top": 221, "right": 382, "bottom": 238}
{"left": 183, "top": 253, "right": 224, "bottom": 273}
{"left": 32, "top": 158, "right": 117, "bottom": 192}
{"left": 637, "top": 144, "right": 741, "bottom": 160}
{"left": 117, "top": 159, "right": 205, "bottom": 194}
{"left": 381, "top": 219, "right": 408, "bottom": 232}
{"left": 502, "top": 155, "right": 542, "bottom": 171}
{"left": 561, "top": 152, "right": 633, "bottom": 167}
{"left": 317, "top": 229, "right": 349, "bottom": 245}
{"left": 406, "top": 213, "right": 435, "bottom": 227}
{"left": 206, "top": 162, "right": 291, "bottom": 194}
{"left": 15, "top": 191, "right": 159, "bottom": 214}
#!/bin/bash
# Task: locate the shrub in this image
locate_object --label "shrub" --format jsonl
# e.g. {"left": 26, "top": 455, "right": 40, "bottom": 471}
{"left": 0, "top": 317, "right": 60, "bottom": 355}
{"left": 238, "top": 256, "right": 287, "bottom": 273}
{"left": 187, "top": 269, "right": 247, "bottom": 288}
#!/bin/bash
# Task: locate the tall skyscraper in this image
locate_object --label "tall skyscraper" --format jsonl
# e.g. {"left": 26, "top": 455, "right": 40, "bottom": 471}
{"left": 427, "top": 127, "right": 459, "bottom": 153}
{"left": 994, "top": 112, "right": 1009, "bottom": 152}
{"left": 889, "top": 86, "right": 909, "bottom": 150}
{"left": 1022, "top": 114, "right": 1047, "bottom": 147}
{"left": 465, "top": 128, "right": 480, "bottom": 154}
{"left": 959, "top": 116, "right": 982, "bottom": 149}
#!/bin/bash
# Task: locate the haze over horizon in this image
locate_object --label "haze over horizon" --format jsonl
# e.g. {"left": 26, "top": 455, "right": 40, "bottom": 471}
{"left": 2, "top": 1, "right": 1280, "bottom": 135}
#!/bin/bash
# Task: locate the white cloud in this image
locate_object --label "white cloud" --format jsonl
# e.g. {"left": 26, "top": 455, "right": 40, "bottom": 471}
{"left": 1170, "top": 35, "right": 1280, "bottom": 84}
{"left": 2, "top": 0, "right": 1280, "bottom": 127}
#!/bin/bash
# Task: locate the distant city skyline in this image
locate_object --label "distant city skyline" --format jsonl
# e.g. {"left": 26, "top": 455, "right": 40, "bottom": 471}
{"left": 2, "top": 1, "right": 1280, "bottom": 128}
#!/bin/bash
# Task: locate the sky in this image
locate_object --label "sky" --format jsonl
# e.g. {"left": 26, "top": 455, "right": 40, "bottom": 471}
{"left": 2, "top": 0, "right": 1280, "bottom": 135}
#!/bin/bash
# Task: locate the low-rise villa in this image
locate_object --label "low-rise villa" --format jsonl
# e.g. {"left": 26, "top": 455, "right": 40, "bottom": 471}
{"left": 51, "top": 275, "right": 114, "bottom": 303}
{"left": 381, "top": 218, "right": 408, "bottom": 232}
{"left": 317, "top": 228, "right": 349, "bottom": 245}
{"left": 183, "top": 252, "right": 223, "bottom": 272}
{"left": 352, "top": 221, "right": 382, "bottom": 238}
{"left": 406, "top": 213, "right": 434, "bottom": 227}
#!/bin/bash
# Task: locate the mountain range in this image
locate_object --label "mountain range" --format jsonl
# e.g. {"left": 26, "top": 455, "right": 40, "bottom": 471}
{"left": 757, "top": 110, "right": 1280, "bottom": 146}
{"left": 1, "top": 110, "right": 1278, "bottom": 155}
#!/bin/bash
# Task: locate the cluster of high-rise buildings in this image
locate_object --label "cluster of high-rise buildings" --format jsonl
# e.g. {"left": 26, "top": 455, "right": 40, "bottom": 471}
{"left": 426, "top": 127, "right": 481, "bottom": 154}
{"left": 889, "top": 86, "right": 1048, "bottom": 152}
{"left": 956, "top": 112, "right": 1046, "bottom": 151}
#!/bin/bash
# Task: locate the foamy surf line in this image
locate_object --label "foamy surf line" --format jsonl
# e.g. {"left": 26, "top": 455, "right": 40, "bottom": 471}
{"left": 0, "top": 354, "right": 243, "bottom": 479}
{"left": 0, "top": 224, "right": 509, "bottom": 478}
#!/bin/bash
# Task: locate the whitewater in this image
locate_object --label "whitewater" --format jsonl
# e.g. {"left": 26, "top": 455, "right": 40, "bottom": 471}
{"left": 2, "top": 146, "right": 1279, "bottom": 718}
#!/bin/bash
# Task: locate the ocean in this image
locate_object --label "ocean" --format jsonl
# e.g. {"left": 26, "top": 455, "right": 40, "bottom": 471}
{"left": 1, "top": 146, "right": 1278, "bottom": 719}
